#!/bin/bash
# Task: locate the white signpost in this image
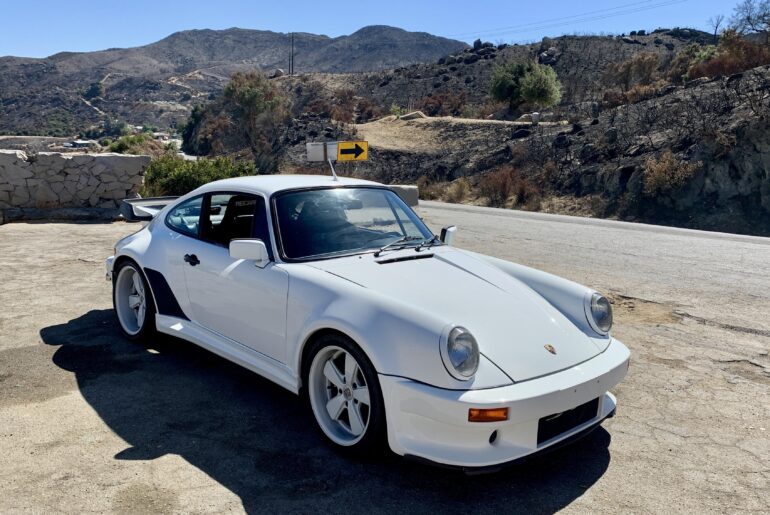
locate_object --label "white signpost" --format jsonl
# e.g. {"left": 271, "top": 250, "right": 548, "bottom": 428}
{"left": 306, "top": 141, "right": 369, "bottom": 181}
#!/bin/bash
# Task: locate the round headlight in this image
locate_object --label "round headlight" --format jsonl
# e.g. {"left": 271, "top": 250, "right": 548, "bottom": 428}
{"left": 587, "top": 292, "right": 613, "bottom": 334}
{"left": 441, "top": 326, "right": 479, "bottom": 380}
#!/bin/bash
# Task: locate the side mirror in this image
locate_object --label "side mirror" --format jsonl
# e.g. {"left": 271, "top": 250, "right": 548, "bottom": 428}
{"left": 229, "top": 239, "right": 270, "bottom": 268}
{"left": 440, "top": 225, "right": 457, "bottom": 246}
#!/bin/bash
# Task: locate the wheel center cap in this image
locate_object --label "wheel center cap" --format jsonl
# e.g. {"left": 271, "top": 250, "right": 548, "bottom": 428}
{"left": 343, "top": 387, "right": 353, "bottom": 400}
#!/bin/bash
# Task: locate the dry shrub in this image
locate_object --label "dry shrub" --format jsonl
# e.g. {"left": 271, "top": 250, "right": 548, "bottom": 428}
{"left": 416, "top": 175, "right": 443, "bottom": 200}
{"left": 643, "top": 150, "right": 702, "bottom": 196}
{"left": 479, "top": 165, "right": 542, "bottom": 208}
{"left": 356, "top": 97, "right": 386, "bottom": 123}
{"left": 509, "top": 144, "right": 530, "bottom": 166}
{"left": 330, "top": 104, "right": 354, "bottom": 123}
{"left": 688, "top": 30, "right": 770, "bottom": 79}
{"left": 708, "top": 130, "right": 738, "bottom": 159}
{"left": 602, "top": 90, "right": 627, "bottom": 108}
{"left": 541, "top": 160, "right": 558, "bottom": 184}
{"left": 625, "top": 81, "right": 663, "bottom": 103}
{"left": 476, "top": 100, "right": 508, "bottom": 119}
{"left": 445, "top": 177, "right": 470, "bottom": 203}
{"left": 419, "top": 92, "right": 468, "bottom": 116}
{"left": 325, "top": 89, "right": 386, "bottom": 124}
{"left": 480, "top": 166, "right": 514, "bottom": 206}
{"left": 606, "top": 53, "right": 660, "bottom": 91}
{"left": 306, "top": 99, "right": 332, "bottom": 117}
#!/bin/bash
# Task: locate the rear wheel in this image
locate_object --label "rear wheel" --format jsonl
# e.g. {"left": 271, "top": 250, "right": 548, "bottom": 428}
{"left": 113, "top": 261, "right": 156, "bottom": 341}
{"left": 306, "top": 334, "right": 386, "bottom": 454}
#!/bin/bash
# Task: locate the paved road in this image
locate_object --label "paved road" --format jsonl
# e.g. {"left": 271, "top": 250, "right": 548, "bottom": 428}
{"left": 0, "top": 204, "right": 768, "bottom": 513}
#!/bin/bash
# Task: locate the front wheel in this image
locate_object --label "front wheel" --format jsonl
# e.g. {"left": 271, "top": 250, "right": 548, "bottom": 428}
{"left": 113, "top": 260, "right": 156, "bottom": 341}
{"left": 306, "top": 335, "right": 386, "bottom": 455}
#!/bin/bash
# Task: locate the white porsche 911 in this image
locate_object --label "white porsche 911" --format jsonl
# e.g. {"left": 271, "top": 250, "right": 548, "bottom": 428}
{"left": 105, "top": 175, "right": 629, "bottom": 471}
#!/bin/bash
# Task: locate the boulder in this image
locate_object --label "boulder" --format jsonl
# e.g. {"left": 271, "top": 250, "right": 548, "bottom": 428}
{"left": 579, "top": 144, "right": 599, "bottom": 163}
{"left": 34, "top": 183, "right": 59, "bottom": 208}
{"left": 11, "top": 187, "right": 30, "bottom": 206}
{"left": 553, "top": 134, "right": 571, "bottom": 148}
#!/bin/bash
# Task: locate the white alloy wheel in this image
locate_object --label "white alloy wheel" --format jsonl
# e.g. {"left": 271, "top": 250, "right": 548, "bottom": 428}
{"left": 115, "top": 265, "right": 148, "bottom": 336}
{"left": 308, "top": 345, "right": 372, "bottom": 446}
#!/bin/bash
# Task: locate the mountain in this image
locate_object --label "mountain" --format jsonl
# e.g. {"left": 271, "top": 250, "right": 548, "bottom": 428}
{"left": 0, "top": 26, "right": 467, "bottom": 136}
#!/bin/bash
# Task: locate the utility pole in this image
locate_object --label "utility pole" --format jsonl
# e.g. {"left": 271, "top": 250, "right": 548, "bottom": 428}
{"left": 290, "top": 32, "right": 294, "bottom": 76}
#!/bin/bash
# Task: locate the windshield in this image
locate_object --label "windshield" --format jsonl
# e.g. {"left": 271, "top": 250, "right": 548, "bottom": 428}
{"left": 274, "top": 187, "right": 434, "bottom": 260}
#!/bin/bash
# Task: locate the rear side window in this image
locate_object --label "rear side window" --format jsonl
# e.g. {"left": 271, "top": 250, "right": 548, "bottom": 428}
{"left": 166, "top": 196, "right": 203, "bottom": 238}
{"left": 203, "top": 193, "right": 258, "bottom": 246}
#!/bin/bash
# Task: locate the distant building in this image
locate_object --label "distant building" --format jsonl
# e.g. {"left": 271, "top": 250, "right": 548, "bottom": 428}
{"left": 71, "top": 139, "right": 98, "bottom": 148}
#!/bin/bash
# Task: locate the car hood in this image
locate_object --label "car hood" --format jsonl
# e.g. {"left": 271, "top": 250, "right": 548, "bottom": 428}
{"left": 309, "top": 247, "right": 604, "bottom": 382}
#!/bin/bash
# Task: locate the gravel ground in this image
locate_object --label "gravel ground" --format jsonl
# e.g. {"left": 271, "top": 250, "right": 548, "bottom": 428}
{"left": 0, "top": 204, "right": 768, "bottom": 514}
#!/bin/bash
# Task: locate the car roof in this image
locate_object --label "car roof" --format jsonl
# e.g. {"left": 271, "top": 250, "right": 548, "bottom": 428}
{"left": 195, "top": 175, "right": 382, "bottom": 197}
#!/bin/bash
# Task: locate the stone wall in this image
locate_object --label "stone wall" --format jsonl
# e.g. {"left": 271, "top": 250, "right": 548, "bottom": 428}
{"left": 0, "top": 150, "right": 150, "bottom": 223}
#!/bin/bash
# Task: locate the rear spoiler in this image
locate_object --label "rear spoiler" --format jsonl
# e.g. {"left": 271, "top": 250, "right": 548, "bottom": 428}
{"left": 119, "top": 196, "right": 179, "bottom": 222}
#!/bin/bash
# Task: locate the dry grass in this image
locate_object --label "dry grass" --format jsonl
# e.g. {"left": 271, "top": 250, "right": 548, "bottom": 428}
{"left": 445, "top": 177, "right": 470, "bottom": 203}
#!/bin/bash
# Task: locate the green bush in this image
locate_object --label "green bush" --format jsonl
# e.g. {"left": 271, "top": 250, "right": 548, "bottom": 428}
{"left": 141, "top": 154, "right": 258, "bottom": 197}
{"left": 490, "top": 61, "right": 562, "bottom": 112}
{"left": 519, "top": 64, "right": 562, "bottom": 109}
{"left": 108, "top": 134, "right": 149, "bottom": 153}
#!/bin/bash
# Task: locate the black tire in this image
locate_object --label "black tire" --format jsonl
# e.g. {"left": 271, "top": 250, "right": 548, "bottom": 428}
{"left": 304, "top": 333, "right": 386, "bottom": 456}
{"left": 112, "top": 260, "right": 157, "bottom": 341}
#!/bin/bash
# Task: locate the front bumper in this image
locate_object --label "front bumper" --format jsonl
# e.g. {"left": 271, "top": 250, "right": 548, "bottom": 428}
{"left": 105, "top": 256, "right": 115, "bottom": 281}
{"left": 379, "top": 338, "right": 630, "bottom": 469}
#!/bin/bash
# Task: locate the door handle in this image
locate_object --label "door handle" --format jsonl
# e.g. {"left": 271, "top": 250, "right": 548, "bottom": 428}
{"left": 184, "top": 254, "right": 200, "bottom": 266}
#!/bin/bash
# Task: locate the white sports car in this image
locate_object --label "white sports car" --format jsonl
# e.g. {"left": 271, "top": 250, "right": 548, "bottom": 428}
{"left": 105, "top": 175, "right": 629, "bottom": 471}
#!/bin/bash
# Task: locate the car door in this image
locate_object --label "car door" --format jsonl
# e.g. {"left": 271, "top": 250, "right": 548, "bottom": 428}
{"left": 178, "top": 191, "right": 289, "bottom": 364}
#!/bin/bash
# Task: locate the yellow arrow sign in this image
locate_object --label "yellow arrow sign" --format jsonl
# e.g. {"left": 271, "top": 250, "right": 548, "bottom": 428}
{"left": 336, "top": 141, "right": 368, "bottom": 161}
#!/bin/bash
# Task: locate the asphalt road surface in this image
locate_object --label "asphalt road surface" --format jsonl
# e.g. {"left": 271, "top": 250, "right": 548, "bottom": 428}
{"left": 0, "top": 202, "right": 768, "bottom": 513}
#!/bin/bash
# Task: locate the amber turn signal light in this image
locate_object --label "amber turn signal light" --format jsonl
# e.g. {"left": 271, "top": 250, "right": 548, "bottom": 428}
{"left": 468, "top": 407, "right": 509, "bottom": 422}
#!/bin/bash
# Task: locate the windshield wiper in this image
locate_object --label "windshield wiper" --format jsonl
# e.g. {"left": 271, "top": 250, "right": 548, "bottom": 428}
{"left": 374, "top": 236, "right": 423, "bottom": 257}
{"left": 414, "top": 234, "right": 441, "bottom": 252}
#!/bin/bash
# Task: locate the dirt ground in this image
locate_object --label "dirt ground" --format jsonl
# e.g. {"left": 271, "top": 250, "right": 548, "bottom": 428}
{"left": 0, "top": 208, "right": 768, "bottom": 513}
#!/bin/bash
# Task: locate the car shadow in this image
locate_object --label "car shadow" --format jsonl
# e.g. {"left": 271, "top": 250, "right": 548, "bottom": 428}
{"left": 41, "top": 310, "right": 612, "bottom": 514}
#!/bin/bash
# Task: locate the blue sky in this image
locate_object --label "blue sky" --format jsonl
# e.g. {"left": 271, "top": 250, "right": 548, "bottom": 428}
{"left": 1, "top": 0, "right": 739, "bottom": 58}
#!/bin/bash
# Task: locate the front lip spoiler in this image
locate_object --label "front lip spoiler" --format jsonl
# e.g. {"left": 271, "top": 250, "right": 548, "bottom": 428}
{"left": 403, "top": 407, "right": 616, "bottom": 475}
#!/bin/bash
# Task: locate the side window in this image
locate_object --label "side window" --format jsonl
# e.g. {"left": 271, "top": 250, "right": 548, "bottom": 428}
{"left": 165, "top": 196, "right": 203, "bottom": 238}
{"left": 202, "top": 193, "right": 269, "bottom": 248}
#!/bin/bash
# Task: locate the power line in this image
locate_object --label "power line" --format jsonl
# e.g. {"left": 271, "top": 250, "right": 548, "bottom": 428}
{"left": 447, "top": 0, "right": 690, "bottom": 40}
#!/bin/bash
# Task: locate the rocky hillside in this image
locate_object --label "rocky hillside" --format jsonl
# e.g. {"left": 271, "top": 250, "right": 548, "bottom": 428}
{"left": 286, "top": 29, "right": 705, "bottom": 117}
{"left": 314, "top": 66, "right": 769, "bottom": 236}
{"left": 0, "top": 26, "right": 466, "bottom": 136}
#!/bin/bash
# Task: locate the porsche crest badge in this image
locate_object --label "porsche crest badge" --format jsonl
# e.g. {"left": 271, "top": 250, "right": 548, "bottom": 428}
{"left": 544, "top": 344, "right": 557, "bottom": 355}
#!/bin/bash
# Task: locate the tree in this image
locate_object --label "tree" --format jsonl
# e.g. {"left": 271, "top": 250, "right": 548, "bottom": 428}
{"left": 708, "top": 14, "right": 726, "bottom": 43}
{"left": 731, "top": 0, "right": 770, "bottom": 42}
{"left": 181, "top": 71, "right": 290, "bottom": 172}
{"left": 491, "top": 62, "right": 562, "bottom": 112}
{"left": 519, "top": 64, "right": 562, "bottom": 109}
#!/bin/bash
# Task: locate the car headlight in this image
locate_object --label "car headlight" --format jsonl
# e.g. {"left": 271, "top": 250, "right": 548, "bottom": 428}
{"left": 441, "top": 326, "right": 479, "bottom": 380}
{"left": 585, "top": 292, "right": 613, "bottom": 335}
